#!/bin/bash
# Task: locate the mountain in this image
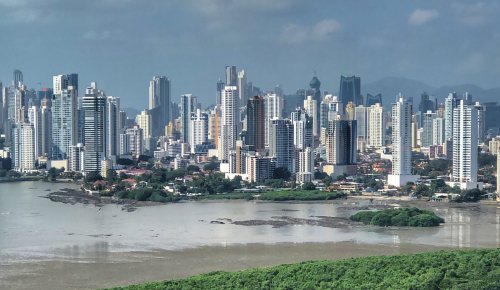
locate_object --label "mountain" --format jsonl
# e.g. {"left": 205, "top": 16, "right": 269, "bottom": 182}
{"left": 363, "top": 77, "right": 500, "bottom": 106}
{"left": 123, "top": 107, "right": 140, "bottom": 118}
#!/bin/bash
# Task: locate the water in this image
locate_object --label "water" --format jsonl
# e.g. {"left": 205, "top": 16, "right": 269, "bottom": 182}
{"left": 1, "top": 181, "right": 499, "bottom": 265}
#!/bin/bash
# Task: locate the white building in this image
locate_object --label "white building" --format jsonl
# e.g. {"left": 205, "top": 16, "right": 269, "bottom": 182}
{"left": 219, "top": 86, "right": 238, "bottom": 161}
{"left": 52, "top": 86, "right": 78, "bottom": 160}
{"left": 354, "top": 105, "right": 368, "bottom": 151}
{"left": 12, "top": 122, "right": 35, "bottom": 171}
{"left": 68, "top": 143, "right": 85, "bottom": 172}
{"left": 367, "top": 103, "right": 384, "bottom": 148}
{"left": 106, "top": 96, "right": 121, "bottom": 158}
{"left": 388, "top": 95, "right": 419, "bottom": 187}
{"left": 120, "top": 125, "right": 144, "bottom": 158}
{"left": 450, "top": 100, "right": 481, "bottom": 190}
{"left": 190, "top": 109, "right": 208, "bottom": 153}
{"left": 432, "top": 117, "right": 445, "bottom": 146}
{"left": 136, "top": 110, "right": 152, "bottom": 142}
{"left": 27, "top": 105, "right": 41, "bottom": 158}
{"left": 297, "top": 147, "right": 314, "bottom": 184}
{"left": 291, "top": 108, "right": 313, "bottom": 150}
{"left": 264, "top": 93, "right": 283, "bottom": 146}
{"left": 304, "top": 95, "right": 318, "bottom": 137}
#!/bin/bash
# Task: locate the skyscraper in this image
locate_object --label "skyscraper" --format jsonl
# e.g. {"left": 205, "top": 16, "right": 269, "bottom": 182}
{"left": 40, "top": 97, "right": 52, "bottom": 157}
{"left": 225, "top": 66, "right": 238, "bottom": 86}
{"left": 297, "top": 147, "right": 314, "bottom": 184}
{"left": 388, "top": 95, "right": 419, "bottom": 187}
{"left": 246, "top": 96, "right": 265, "bottom": 151}
{"left": 325, "top": 120, "right": 357, "bottom": 165}
{"left": 82, "top": 82, "right": 107, "bottom": 174}
{"left": 290, "top": 107, "right": 313, "bottom": 150}
{"left": 366, "top": 93, "right": 382, "bottom": 106}
{"left": 432, "top": 117, "right": 445, "bottom": 146}
{"left": 269, "top": 119, "right": 295, "bottom": 172}
{"left": 219, "top": 86, "right": 238, "bottom": 161}
{"left": 149, "top": 76, "right": 171, "bottom": 136}
{"left": 180, "top": 94, "right": 197, "bottom": 143}
{"left": 237, "top": 70, "right": 247, "bottom": 104}
{"left": 13, "top": 69, "right": 23, "bottom": 88}
{"left": 106, "top": 96, "right": 121, "bottom": 158}
{"left": 339, "top": 75, "right": 362, "bottom": 106}
{"left": 444, "top": 93, "right": 459, "bottom": 141}
{"left": 52, "top": 86, "right": 78, "bottom": 160}
{"left": 53, "top": 74, "right": 78, "bottom": 95}
{"left": 421, "top": 111, "right": 436, "bottom": 148}
{"left": 11, "top": 122, "right": 35, "bottom": 171}
{"left": 120, "top": 126, "right": 143, "bottom": 158}
{"left": 216, "top": 79, "right": 225, "bottom": 106}
{"left": 303, "top": 95, "right": 318, "bottom": 137}
{"left": 474, "top": 102, "right": 486, "bottom": 145}
{"left": 136, "top": 110, "right": 152, "bottom": 145}
{"left": 452, "top": 99, "right": 480, "bottom": 189}
{"left": 189, "top": 109, "right": 208, "bottom": 154}
{"left": 367, "top": 103, "right": 384, "bottom": 148}
{"left": 264, "top": 93, "right": 283, "bottom": 146}
{"left": 27, "top": 106, "right": 42, "bottom": 158}
{"left": 320, "top": 95, "right": 343, "bottom": 129}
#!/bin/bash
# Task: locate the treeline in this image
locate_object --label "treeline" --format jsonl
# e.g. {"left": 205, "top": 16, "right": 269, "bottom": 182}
{"left": 259, "top": 190, "right": 346, "bottom": 201}
{"left": 108, "top": 249, "right": 500, "bottom": 290}
{"left": 350, "top": 207, "right": 444, "bottom": 227}
{"left": 115, "top": 188, "right": 181, "bottom": 203}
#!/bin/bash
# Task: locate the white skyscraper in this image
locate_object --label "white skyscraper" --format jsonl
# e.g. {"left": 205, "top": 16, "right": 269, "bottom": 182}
{"left": 354, "top": 105, "right": 368, "bottom": 150}
{"left": 120, "top": 125, "right": 144, "bottom": 158}
{"left": 237, "top": 70, "right": 247, "bottom": 104}
{"left": 367, "top": 103, "right": 384, "bottom": 148}
{"left": 40, "top": 97, "right": 52, "bottom": 157}
{"left": 219, "top": 86, "right": 238, "bottom": 161}
{"left": 474, "top": 101, "right": 486, "bottom": 145}
{"left": 432, "top": 117, "right": 445, "bottom": 146}
{"left": 136, "top": 110, "right": 152, "bottom": 142}
{"left": 53, "top": 74, "right": 78, "bottom": 95}
{"left": 190, "top": 109, "right": 208, "bottom": 154}
{"left": 82, "top": 82, "right": 107, "bottom": 174}
{"left": 304, "top": 95, "right": 318, "bottom": 137}
{"left": 451, "top": 99, "right": 480, "bottom": 189}
{"left": 264, "top": 93, "right": 283, "bottom": 146}
{"left": 291, "top": 108, "right": 313, "bottom": 150}
{"left": 28, "top": 106, "right": 42, "bottom": 158}
{"left": 68, "top": 143, "right": 85, "bottom": 172}
{"left": 12, "top": 122, "right": 35, "bottom": 171}
{"left": 180, "top": 94, "right": 197, "bottom": 143}
{"left": 297, "top": 147, "right": 314, "bottom": 184}
{"left": 52, "top": 86, "right": 78, "bottom": 160}
{"left": 388, "top": 95, "right": 419, "bottom": 187}
{"left": 444, "top": 93, "right": 459, "bottom": 141}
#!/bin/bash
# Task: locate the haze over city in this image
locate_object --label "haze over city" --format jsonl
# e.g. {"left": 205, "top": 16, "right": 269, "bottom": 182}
{"left": 1, "top": 1, "right": 500, "bottom": 107}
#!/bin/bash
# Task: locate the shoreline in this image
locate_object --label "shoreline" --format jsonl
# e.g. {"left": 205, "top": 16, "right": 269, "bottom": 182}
{"left": 0, "top": 241, "right": 476, "bottom": 290}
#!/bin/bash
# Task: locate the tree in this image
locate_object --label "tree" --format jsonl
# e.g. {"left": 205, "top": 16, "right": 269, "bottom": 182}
{"left": 302, "top": 182, "right": 316, "bottom": 190}
{"left": 415, "top": 184, "right": 430, "bottom": 197}
{"left": 273, "top": 167, "right": 291, "bottom": 180}
{"left": 6, "top": 170, "right": 21, "bottom": 179}
{"left": 138, "top": 155, "right": 151, "bottom": 163}
{"left": 186, "top": 165, "right": 200, "bottom": 173}
{"left": 47, "top": 167, "right": 59, "bottom": 182}
{"left": 116, "top": 158, "right": 134, "bottom": 166}
{"left": 105, "top": 169, "right": 118, "bottom": 182}
{"left": 85, "top": 171, "right": 103, "bottom": 183}
{"left": 203, "top": 161, "right": 219, "bottom": 172}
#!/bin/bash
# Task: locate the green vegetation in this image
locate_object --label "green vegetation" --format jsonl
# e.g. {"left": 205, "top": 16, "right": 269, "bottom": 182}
{"left": 260, "top": 190, "right": 346, "bottom": 201}
{"left": 191, "top": 192, "right": 254, "bottom": 201}
{"left": 116, "top": 188, "right": 181, "bottom": 203}
{"left": 107, "top": 249, "right": 500, "bottom": 290}
{"left": 350, "top": 207, "right": 444, "bottom": 227}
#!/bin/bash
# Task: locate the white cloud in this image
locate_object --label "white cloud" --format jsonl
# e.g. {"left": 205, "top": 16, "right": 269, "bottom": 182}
{"left": 280, "top": 19, "right": 340, "bottom": 44}
{"left": 408, "top": 9, "right": 439, "bottom": 26}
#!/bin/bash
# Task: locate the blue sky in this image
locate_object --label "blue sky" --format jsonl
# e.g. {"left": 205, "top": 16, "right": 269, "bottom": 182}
{"left": 0, "top": 0, "right": 499, "bottom": 108}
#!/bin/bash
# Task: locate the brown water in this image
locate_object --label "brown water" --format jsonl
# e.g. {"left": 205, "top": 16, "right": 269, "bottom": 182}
{"left": 0, "top": 182, "right": 499, "bottom": 289}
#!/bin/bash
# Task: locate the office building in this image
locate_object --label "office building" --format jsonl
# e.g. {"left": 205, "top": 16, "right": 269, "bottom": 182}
{"left": 148, "top": 76, "right": 171, "bottom": 136}
{"left": 180, "top": 94, "right": 197, "bottom": 143}
{"left": 444, "top": 93, "right": 459, "bottom": 141}
{"left": 246, "top": 96, "right": 265, "bottom": 151}
{"left": 474, "top": 102, "right": 486, "bottom": 145}
{"left": 53, "top": 74, "right": 78, "bottom": 95}
{"left": 388, "top": 95, "right": 419, "bottom": 187}
{"left": 432, "top": 117, "right": 445, "bottom": 146}
{"left": 40, "top": 97, "right": 51, "bottom": 157}
{"left": 291, "top": 108, "right": 313, "bottom": 150}
{"left": 219, "top": 86, "right": 238, "bottom": 161}
{"left": 303, "top": 95, "right": 318, "bottom": 137}
{"left": 339, "top": 75, "right": 362, "bottom": 106}
{"left": 354, "top": 105, "right": 368, "bottom": 150}
{"left": 225, "top": 66, "right": 237, "bottom": 86}
{"left": 13, "top": 69, "right": 23, "bottom": 87}
{"left": 325, "top": 120, "right": 357, "bottom": 176}
{"left": 82, "top": 82, "right": 107, "bottom": 174}
{"left": 237, "top": 70, "right": 247, "bottom": 104}
{"left": 106, "top": 96, "right": 121, "bottom": 158}
{"left": 366, "top": 93, "right": 382, "bottom": 106}
{"left": 264, "top": 93, "right": 283, "bottom": 145}
{"left": 246, "top": 155, "right": 276, "bottom": 183}
{"left": 421, "top": 111, "right": 436, "bottom": 148}
{"left": 269, "top": 119, "right": 295, "bottom": 172}
{"left": 320, "top": 95, "right": 343, "bottom": 129}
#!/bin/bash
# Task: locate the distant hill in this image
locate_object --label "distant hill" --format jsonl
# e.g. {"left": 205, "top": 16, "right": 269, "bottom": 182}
{"left": 363, "top": 77, "right": 500, "bottom": 106}
{"left": 122, "top": 107, "right": 140, "bottom": 118}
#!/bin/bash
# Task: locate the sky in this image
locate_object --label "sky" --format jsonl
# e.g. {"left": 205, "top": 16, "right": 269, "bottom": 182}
{"left": 0, "top": 0, "right": 499, "bottom": 108}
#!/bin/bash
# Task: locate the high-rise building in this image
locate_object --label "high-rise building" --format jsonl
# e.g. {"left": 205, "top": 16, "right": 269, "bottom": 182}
{"left": 190, "top": 109, "right": 208, "bottom": 154}
{"left": 225, "top": 66, "right": 238, "bottom": 86}
{"left": 474, "top": 102, "right": 486, "bottom": 145}
{"left": 320, "top": 95, "right": 343, "bottom": 129}
{"left": 148, "top": 76, "right": 171, "bottom": 136}
{"left": 444, "top": 93, "right": 459, "bottom": 141}
{"left": 367, "top": 103, "right": 384, "bottom": 148}
{"left": 106, "top": 96, "right": 121, "bottom": 158}
{"left": 82, "top": 82, "right": 107, "bottom": 174}
{"left": 246, "top": 96, "right": 265, "bottom": 151}
{"left": 366, "top": 93, "right": 382, "bottom": 106}
{"left": 291, "top": 108, "right": 313, "bottom": 150}
{"left": 136, "top": 110, "right": 152, "bottom": 144}
{"left": 246, "top": 155, "right": 276, "bottom": 183}
{"left": 297, "top": 147, "right": 314, "bottom": 184}
{"left": 345, "top": 102, "right": 355, "bottom": 121}
{"left": 303, "top": 95, "right": 318, "bottom": 137}
{"left": 339, "top": 75, "right": 362, "bottom": 106}
{"left": 237, "top": 70, "right": 247, "bottom": 104}
{"left": 219, "top": 86, "right": 238, "bottom": 161}
{"left": 13, "top": 69, "right": 23, "bottom": 88}
{"left": 419, "top": 92, "right": 435, "bottom": 114}
{"left": 40, "top": 97, "right": 52, "bottom": 157}
{"left": 11, "top": 122, "right": 35, "bottom": 171}
{"left": 53, "top": 74, "right": 78, "bottom": 95}
{"left": 421, "top": 111, "right": 436, "bottom": 148}
{"left": 216, "top": 79, "right": 225, "bottom": 106}
{"left": 120, "top": 125, "right": 144, "bottom": 158}
{"left": 388, "top": 95, "right": 419, "bottom": 187}
{"left": 269, "top": 119, "right": 295, "bottom": 172}
{"left": 27, "top": 106, "right": 42, "bottom": 158}
{"left": 264, "top": 93, "right": 283, "bottom": 146}
{"left": 354, "top": 105, "right": 368, "bottom": 150}
{"left": 180, "top": 94, "right": 197, "bottom": 143}
{"left": 52, "top": 86, "right": 78, "bottom": 160}
{"left": 68, "top": 143, "right": 84, "bottom": 172}
{"left": 432, "top": 117, "right": 445, "bottom": 146}
{"left": 452, "top": 100, "right": 480, "bottom": 189}
{"left": 324, "top": 119, "right": 357, "bottom": 177}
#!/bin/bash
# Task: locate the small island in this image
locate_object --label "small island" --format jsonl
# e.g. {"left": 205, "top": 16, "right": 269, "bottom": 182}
{"left": 350, "top": 207, "right": 445, "bottom": 227}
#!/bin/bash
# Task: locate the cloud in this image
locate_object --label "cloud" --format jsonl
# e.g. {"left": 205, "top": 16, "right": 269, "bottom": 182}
{"left": 408, "top": 9, "right": 439, "bottom": 26}
{"left": 451, "top": 1, "right": 499, "bottom": 26}
{"left": 280, "top": 19, "right": 340, "bottom": 44}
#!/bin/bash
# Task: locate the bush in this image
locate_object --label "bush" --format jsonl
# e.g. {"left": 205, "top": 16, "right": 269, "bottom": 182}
{"left": 350, "top": 207, "right": 444, "bottom": 227}
{"left": 370, "top": 212, "right": 392, "bottom": 226}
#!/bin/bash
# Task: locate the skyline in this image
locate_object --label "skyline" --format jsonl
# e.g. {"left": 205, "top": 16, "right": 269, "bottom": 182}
{"left": 1, "top": 1, "right": 500, "bottom": 107}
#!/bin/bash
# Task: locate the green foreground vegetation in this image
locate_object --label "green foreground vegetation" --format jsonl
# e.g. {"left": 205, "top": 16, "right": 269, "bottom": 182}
{"left": 350, "top": 207, "right": 445, "bottom": 227}
{"left": 260, "top": 190, "right": 346, "bottom": 201}
{"left": 107, "top": 249, "right": 500, "bottom": 290}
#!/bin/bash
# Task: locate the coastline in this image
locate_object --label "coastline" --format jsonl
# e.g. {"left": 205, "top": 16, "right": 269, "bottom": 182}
{"left": 0, "top": 241, "right": 470, "bottom": 290}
